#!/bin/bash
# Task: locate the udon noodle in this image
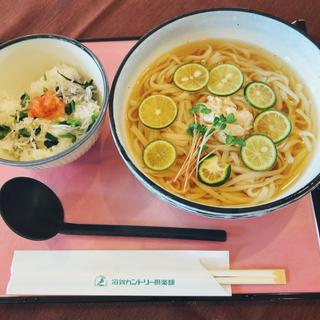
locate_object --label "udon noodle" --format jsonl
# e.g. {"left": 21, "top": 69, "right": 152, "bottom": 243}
{"left": 125, "top": 39, "right": 316, "bottom": 207}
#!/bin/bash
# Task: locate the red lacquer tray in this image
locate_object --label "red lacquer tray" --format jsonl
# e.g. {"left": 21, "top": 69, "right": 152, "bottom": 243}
{"left": 1, "top": 38, "right": 320, "bottom": 302}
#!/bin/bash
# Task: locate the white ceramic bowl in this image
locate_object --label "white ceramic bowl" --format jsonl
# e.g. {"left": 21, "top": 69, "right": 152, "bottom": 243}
{"left": 109, "top": 9, "right": 320, "bottom": 218}
{"left": 0, "top": 34, "right": 108, "bottom": 168}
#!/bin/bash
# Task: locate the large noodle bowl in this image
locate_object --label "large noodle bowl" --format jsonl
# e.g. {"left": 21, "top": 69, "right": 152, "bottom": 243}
{"left": 125, "top": 39, "right": 316, "bottom": 207}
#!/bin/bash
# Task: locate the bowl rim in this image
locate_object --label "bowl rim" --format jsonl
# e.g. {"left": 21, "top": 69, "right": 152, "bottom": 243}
{"left": 0, "top": 33, "right": 109, "bottom": 167}
{"left": 109, "top": 8, "right": 320, "bottom": 216}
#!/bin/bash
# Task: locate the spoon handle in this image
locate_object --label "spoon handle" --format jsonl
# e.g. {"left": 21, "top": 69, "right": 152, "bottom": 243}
{"left": 60, "top": 223, "right": 227, "bottom": 242}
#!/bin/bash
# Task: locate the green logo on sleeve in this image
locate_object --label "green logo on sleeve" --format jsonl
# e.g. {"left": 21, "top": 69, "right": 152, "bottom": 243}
{"left": 95, "top": 275, "right": 107, "bottom": 287}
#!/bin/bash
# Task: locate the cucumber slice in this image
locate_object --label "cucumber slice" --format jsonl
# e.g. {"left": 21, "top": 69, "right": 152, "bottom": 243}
{"left": 241, "top": 134, "right": 277, "bottom": 171}
{"left": 244, "top": 81, "right": 276, "bottom": 110}
{"left": 198, "top": 154, "right": 231, "bottom": 186}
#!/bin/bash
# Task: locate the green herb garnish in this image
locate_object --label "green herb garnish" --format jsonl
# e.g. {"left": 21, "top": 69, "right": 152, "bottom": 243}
{"left": 44, "top": 73, "right": 47, "bottom": 81}
{"left": 188, "top": 112, "right": 245, "bottom": 148}
{"left": 187, "top": 123, "right": 207, "bottom": 136}
{"left": 43, "top": 87, "right": 48, "bottom": 93}
{"left": 18, "top": 128, "right": 31, "bottom": 138}
{"left": 212, "top": 114, "right": 245, "bottom": 146}
{"left": 65, "top": 100, "right": 76, "bottom": 115}
{"left": 0, "top": 125, "right": 11, "bottom": 140}
{"left": 222, "top": 128, "right": 232, "bottom": 136}
{"left": 212, "top": 113, "right": 237, "bottom": 130}
{"left": 226, "top": 113, "right": 236, "bottom": 123}
{"left": 225, "top": 135, "right": 233, "bottom": 144}
{"left": 190, "top": 103, "right": 211, "bottom": 114}
{"left": 220, "top": 122, "right": 227, "bottom": 130}
{"left": 208, "top": 127, "right": 215, "bottom": 135}
{"left": 60, "top": 132, "right": 76, "bottom": 143}
{"left": 44, "top": 132, "right": 59, "bottom": 148}
{"left": 220, "top": 114, "right": 226, "bottom": 122}
{"left": 225, "top": 135, "right": 246, "bottom": 147}
{"left": 213, "top": 116, "right": 219, "bottom": 127}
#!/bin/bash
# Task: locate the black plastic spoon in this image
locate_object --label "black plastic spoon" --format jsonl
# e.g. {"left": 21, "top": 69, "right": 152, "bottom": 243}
{"left": 0, "top": 177, "right": 226, "bottom": 242}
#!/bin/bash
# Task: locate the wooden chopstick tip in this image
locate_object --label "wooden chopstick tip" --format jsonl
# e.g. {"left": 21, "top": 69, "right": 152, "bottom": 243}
{"left": 274, "top": 269, "right": 287, "bottom": 285}
{"left": 209, "top": 269, "right": 287, "bottom": 285}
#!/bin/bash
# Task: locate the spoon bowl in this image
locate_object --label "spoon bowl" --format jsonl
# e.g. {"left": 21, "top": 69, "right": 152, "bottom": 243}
{"left": 0, "top": 177, "right": 64, "bottom": 240}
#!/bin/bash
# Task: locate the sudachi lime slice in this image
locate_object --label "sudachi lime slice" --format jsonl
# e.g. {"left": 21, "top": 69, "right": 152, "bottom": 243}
{"left": 244, "top": 81, "right": 276, "bottom": 110}
{"left": 198, "top": 154, "right": 231, "bottom": 186}
{"left": 241, "top": 134, "right": 277, "bottom": 171}
{"left": 138, "top": 95, "right": 178, "bottom": 129}
{"left": 207, "top": 64, "right": 244, "bottom": 96}
{"left": 143, "top": 140, "right": 176, "bottom": 171}
{"left": 253, "top": 110, "right": 292, "bottom": 144}
{"left": 173, "top": 63, "right": 209, "bottom": 91}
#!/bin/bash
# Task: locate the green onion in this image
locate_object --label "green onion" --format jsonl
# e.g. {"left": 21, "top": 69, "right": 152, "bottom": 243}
{"left": 17, "top": 111, "right": 28, "bottom": 122}
{"left": 44, "top": 132, "right": 59, "bottom": 148}
{"left": 65, "top": 100, "right": 76, "bottom": 115}
{"left": 59, "top": 119, "right": 81, "bottom": 127}
{"left": 87, "top": 111, "right": 100, "bottom": 132}
{"left": 18, "top": 128, "right": 31, "bottom": 138}
{"left": 34, "top": 126, "right": 41, "bottom": 136}
{"left": 60, "top": 132, "right": 76, "bottom": 143}
{"left": 20, "top": 93, "right": 30, "bottom": 109}
{"left": 0, "top": 125, "right": 11, "bottom": 140}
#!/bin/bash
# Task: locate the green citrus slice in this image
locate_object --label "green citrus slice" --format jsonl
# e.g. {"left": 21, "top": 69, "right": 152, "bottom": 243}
{"left": 253, "top": 110, "right": 292, "bottom": 143}
{"left": 207, "top": 64, "right": 244, "bottom": 96}
{"left": 244, "top": 81, "right": 276, "bottom": 110}
{"left": 143, "top": 140, "right": 176, "bottom": 171}
{"left": 198, "top": 154, "right": 231, "bottom": 186}
{"left": 138, "top": 95, "right": 178, "bottom": 129}
{"left": 173, "top": 63, "right": 209, "bottom": 91}
{"left": 241, "top": 134, "right": 277, "bottom": 171}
